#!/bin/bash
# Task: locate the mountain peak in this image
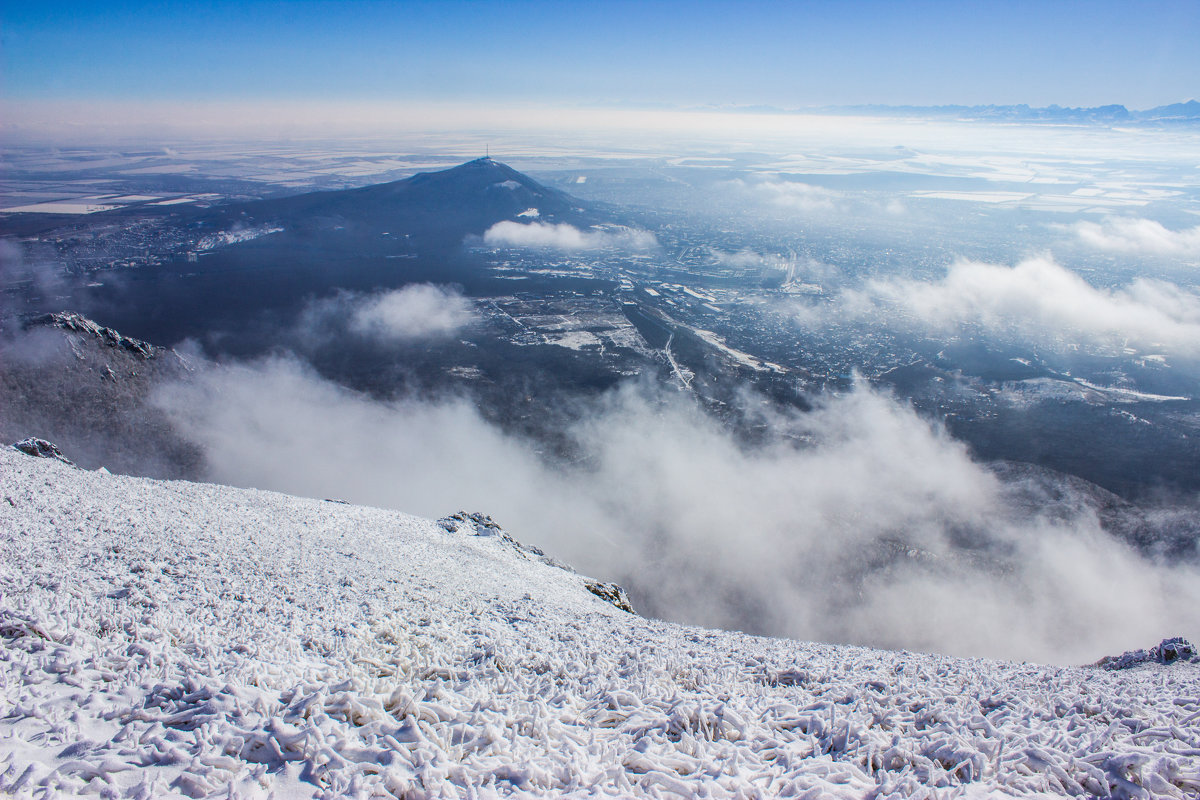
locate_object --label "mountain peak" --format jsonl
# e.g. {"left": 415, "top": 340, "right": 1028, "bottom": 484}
{"left": 437, "top": 156, "right": 524, "bottom": 181}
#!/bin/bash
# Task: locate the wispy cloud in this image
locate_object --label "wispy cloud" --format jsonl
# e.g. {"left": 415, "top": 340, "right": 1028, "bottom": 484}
{"left": 482, "top": 221, "right": 658, "bottom": 251}
{"left": 721, "top": 176, "right": 908, "bottom": 218}
{"left": 725, "top": 176, "right": 841, "bottom": 213}
{"left": 709, "top": 248, "right": 787, "bottom": 268}
{"left": 0, "top": 240, "right": 67, "bottom": 315}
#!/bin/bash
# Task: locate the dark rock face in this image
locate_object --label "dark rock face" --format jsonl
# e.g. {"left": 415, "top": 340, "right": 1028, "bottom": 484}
{"left": 0, "top": 312, "right": 202, "bottom": 479}
{"left": 12, "top": 437, "right": 75, "bottom": 466}
{"left": 1095, "top": 637, "right": 1198, "bottom": 670}
{"left": 584, "top": 581, "right": 635, "bottom": 614}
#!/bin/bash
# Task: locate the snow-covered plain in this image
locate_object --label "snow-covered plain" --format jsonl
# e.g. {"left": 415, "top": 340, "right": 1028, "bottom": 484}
{"left": 2, "top": 446, "right": 1199, "bottom": 799}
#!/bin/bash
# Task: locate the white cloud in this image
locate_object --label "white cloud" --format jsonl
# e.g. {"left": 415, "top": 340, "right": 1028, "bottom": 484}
{"left": 1072, "top": 217, "right": 1200, "bottom": 257}
{"left": 297, "top": 284, "right": 476, "bottom": 344}
{"left": 152, "top": 360, "right": 1200, "bottom": 664}
{"left": 805, "top": 256, "right": 1200, "bottom": 357}
{"left": 482, "top": 221, "right": 657, "bottom": 251}
{"left": 348, "top": 284, "right": 475, "bottom": 341}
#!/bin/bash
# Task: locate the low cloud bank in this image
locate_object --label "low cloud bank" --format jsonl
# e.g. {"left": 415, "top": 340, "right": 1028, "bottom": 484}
{"left": 151, "top": 357, "right": 1200, "bottom": 664}
{"left": 483, "top": 221, "right": 658, "bottom": 251}
{"left": 797, "top": 256, "right": 1200, "bottom": 357}
{"left": 1072, "top": 217, "right": 1200, "bottom": 257}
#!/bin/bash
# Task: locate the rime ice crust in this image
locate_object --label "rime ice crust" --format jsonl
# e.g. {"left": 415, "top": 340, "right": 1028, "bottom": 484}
{"left": 1, "top": 446, "right": 1198, "bottom": 798}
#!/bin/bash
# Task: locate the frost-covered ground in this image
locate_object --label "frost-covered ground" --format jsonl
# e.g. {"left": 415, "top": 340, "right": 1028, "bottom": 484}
{"left": 2, "top": 446, "right": 1199, "bottom": 798}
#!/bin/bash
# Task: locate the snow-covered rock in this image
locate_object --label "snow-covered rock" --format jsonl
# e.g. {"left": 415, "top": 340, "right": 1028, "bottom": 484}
{"left": 2, "top": 446, "right": 1199, "bottom": 798}
{"left": 11, "top": 437, "right": 75, "bottom": 466}
{"left": 583, "top": 580, "right": 635, "bottom": 613}
{"left": 29, "top": 311, "right": 163, "bottom": 360}
{"left": 437, "top": 511, "right": 576, "bottom": 573}
{"left": 1097, "top": 636, "right": 1199, "bottom": 670}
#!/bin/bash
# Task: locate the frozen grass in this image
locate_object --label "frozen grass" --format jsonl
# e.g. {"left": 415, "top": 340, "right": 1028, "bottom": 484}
{"left": 1, "top": 446, "right": 1198, "bottom": 798}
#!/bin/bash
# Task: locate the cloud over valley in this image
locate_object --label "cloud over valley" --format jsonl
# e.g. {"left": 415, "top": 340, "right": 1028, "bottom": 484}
{"left": 147, "top": 355, "right": 1200, "bottom": 665}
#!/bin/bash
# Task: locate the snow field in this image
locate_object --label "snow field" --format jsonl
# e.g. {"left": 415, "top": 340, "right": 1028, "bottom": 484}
{"left": 1, "top": 447, "right": 1199, "bottom": 798}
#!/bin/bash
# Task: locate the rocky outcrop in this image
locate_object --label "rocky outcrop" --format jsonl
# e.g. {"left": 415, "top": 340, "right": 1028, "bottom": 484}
{"left": 12, "top": 438, "right": 74, "bottom": 466}
{"left": 1095, "top": 637, "right": 1198, "bottom": 670}
{"left": 28, "top": 311, "right": 162, "bottom": 360}
{"left": 584, "top": 581, "right": 635, "bottom": 614}
{"left": 1, "top": 312, "right": 202, "bottom": 480}
{"left": 437, "top": 511, "right": 636, "bottom": 614}
{"left": 437, "top": 511, "right": 574, "bottom": 572}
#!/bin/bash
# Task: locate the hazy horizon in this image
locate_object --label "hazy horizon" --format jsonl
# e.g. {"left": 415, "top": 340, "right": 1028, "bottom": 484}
{"left": 3, "top": 0, "right": 1198, "bottom": 142}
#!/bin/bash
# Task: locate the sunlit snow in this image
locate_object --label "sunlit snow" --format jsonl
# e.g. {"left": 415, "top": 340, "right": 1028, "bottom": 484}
{"left": 2, "top": 446, "right": 1199, "bottom": 798}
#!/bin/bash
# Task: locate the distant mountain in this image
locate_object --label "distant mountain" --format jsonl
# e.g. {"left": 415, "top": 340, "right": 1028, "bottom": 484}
{"left": 1141, "top": 99, "right": 1200, "bottom": 120}
{"left": 203, "top": 157, "right": 600, "bottom": 248}
{"left": 830, "top": 103, "right": 1134, "bottom": 122}
{"left": 61, "top": 159, "right": 613, "bottom": 346}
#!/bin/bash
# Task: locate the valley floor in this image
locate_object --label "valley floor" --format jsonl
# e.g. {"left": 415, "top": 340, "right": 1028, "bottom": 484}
{"left": 1, "top": 447, "right": 1198, "bottom": 798}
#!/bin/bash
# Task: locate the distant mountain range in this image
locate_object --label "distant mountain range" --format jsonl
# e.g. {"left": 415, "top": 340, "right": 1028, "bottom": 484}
{"left": 708, "top": 99, "right": 1200, "bottom": 123}
{"left": 824, "top": 99, "right": 1200, "bottom": 123}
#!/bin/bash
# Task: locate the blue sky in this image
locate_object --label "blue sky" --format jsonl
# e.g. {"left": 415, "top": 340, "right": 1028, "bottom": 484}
{"left": 2, "top": 0, "right": 1197, "bottom": 112}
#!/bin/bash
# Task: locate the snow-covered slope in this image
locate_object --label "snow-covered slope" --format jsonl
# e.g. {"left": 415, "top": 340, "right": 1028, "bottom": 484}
{"left": 2, "top": 446, "right": 1198, "bottom": 799}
